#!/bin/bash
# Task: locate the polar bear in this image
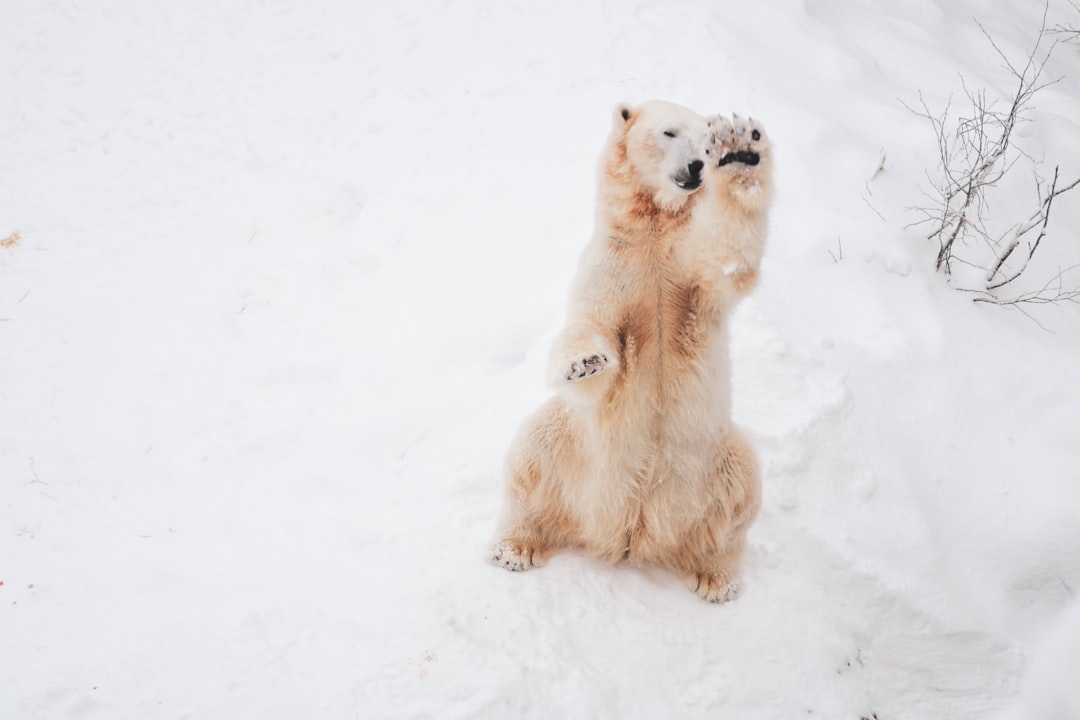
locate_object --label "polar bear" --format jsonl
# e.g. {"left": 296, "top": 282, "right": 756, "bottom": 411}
{"left": 492, "top": 99, "right": 773, "bottom": 602}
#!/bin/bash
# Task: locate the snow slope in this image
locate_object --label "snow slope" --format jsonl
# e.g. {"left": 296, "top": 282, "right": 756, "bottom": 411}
{"left": 2, "top": 1, "right": 1079, "bottom": 718}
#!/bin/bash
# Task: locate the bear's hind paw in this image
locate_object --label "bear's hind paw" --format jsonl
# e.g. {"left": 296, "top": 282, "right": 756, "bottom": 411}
{"left": 690, "top": 573, "right": 742, "bottom": 603}
{"left": 491, "top": 541, "right": 543, "bottom": 572}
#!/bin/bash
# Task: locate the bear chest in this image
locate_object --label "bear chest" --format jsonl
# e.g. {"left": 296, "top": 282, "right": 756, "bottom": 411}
{"left": 615, "top": 275, "right": 717, "bottom": 372}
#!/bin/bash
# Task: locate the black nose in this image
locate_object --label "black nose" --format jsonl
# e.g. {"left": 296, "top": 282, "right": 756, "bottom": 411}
{"left": 688, "top": 160, "right": 704, "bottom": 177}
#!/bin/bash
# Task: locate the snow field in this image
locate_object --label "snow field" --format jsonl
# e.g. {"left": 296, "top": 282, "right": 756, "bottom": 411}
{"left": 2, "top": 1, "right": 1080, "bottom": 718}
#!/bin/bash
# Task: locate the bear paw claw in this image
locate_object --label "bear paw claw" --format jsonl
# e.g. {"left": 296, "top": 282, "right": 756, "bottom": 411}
{"left": 565, "top": 354, "right": 609, "bottom": 382}
{"left": 491, "top": 541, "right": 540, "bottom": 572}
{"left": 691, "top": 573, "right": 742, "bottom": 603}
{"left": 709, "top": 113, "right": 766, "bottom": 168}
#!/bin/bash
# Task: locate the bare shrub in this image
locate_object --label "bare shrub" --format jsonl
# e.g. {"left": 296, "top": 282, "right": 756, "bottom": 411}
{"left": 907, "top": 6, "right": 1080, "bottom": 312}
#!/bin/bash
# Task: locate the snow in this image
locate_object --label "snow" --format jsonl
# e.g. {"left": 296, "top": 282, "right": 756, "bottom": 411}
{"left": 2, "top": 1, "right": 1079, "bottom": 718}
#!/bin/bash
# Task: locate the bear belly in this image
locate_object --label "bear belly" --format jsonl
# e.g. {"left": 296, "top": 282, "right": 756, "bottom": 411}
{"left": 604, "top": 285, "right": 730, "bottom": 443}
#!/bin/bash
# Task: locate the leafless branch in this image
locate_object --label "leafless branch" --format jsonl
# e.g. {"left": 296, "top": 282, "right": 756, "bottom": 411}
{"left": 968, "top": 264, "right": 1080, "bottom": 308}
{"left": 1052, "top": 0, "right": 1080, "bottom": 42}
{"left": 906, "top": 6, "right": 1080, "bottom": 313}
{"left": 986, "top": 168, "right": 1080, "bottom": 290}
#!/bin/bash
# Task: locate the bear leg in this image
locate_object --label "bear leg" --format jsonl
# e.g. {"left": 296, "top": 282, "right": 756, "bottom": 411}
{"left": 684, "top": 530, "right": 749, "bottom": 603}
{"left": 491, "top": 400, "right": 583, "bottom": 572}
{"left": 674, "top": 432, "right": 761, "bottom": 603}
{"left": 491, "top": 483, "right": 558, "bottom": 573}
{"left": 547, "top": 322, "right": 619, "bottom": 405}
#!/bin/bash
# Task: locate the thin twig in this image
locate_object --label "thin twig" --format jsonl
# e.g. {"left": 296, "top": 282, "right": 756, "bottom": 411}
{"left": 905, "top": 4, "right": 1080, "bottom": 316}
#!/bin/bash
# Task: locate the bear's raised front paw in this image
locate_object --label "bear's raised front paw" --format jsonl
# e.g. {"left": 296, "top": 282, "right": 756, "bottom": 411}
{"left": 690, "top": 573, "right": 741, "bottom": 603}
{"left": 708, "top": 113, "right": 767, "bottom": 169}
{"left": 565, "top": 354, "right": 609, "bottom": 382}
{"left": 491, "top": 541, "right": 541, "bottom": 572}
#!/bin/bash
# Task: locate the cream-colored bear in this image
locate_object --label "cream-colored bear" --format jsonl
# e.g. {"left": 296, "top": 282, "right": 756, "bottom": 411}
{"left": 492, "top": 99, "right": 773, "bottom": 602}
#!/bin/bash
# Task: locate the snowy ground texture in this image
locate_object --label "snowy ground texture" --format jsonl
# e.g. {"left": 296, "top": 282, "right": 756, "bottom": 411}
{"left": 3, "top": 1, "right": 1080, "bottom": 718}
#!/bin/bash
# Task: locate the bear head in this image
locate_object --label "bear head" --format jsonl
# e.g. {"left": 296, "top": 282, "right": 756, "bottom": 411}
{"left": 604, "top": 100, "right": 712, "bottom": 216}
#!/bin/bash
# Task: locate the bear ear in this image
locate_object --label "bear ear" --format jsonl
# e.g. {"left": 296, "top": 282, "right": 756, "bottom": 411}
{"left": 613, "top": 102, "right": 634, "bottom": 127}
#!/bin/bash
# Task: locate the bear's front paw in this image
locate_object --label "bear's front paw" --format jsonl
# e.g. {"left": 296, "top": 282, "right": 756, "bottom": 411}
{"left": 708, "top": 114, "right": 767, "bottom": 169}
{"left": 565, "top": 354, "right": 609, "bottom": 382}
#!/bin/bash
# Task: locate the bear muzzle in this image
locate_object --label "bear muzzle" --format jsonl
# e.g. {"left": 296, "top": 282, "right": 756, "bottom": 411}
{"left": 673, "top": 159, "right": 705, "bottom": 190}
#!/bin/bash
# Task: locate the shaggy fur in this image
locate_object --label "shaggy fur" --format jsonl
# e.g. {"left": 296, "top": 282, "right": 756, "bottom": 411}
{"left": 492, "top": 100, "right": 773, "bottom": 602}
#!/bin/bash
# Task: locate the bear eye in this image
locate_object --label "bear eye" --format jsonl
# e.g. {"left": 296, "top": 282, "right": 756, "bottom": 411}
{"left": 663, "top": 130, "right": 677, "bottom": 138}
